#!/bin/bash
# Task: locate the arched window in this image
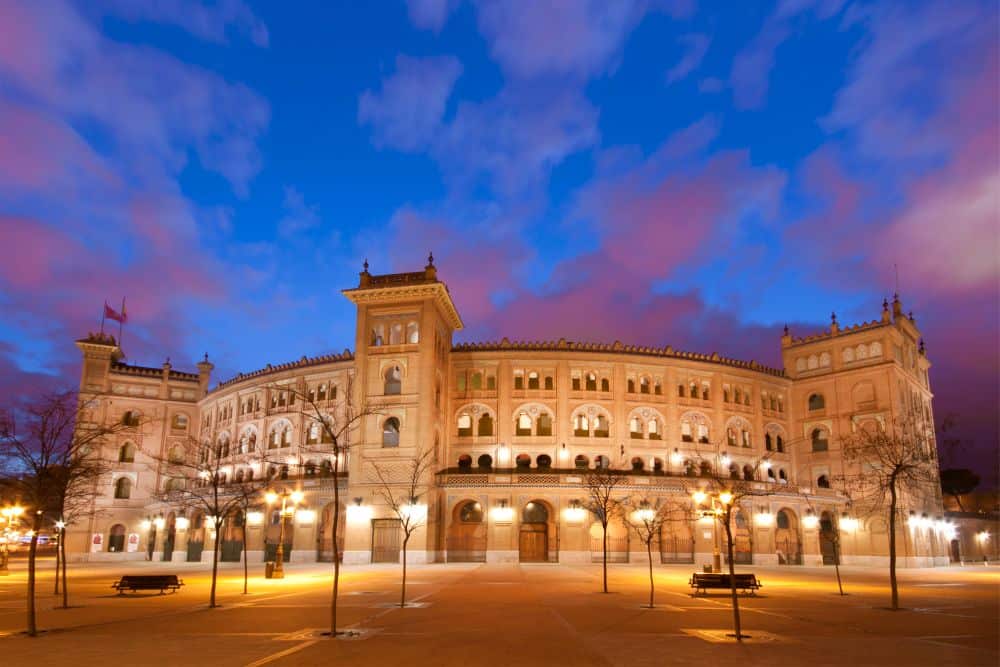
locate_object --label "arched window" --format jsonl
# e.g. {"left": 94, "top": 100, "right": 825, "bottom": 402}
{"left": 168, "top": 445, "right": 184, "bottom": 464}
{"left": 811, "top": 428, "right": 829, "bottom": 452}
{"left": 765, "top": 433, "right": 773, "bottom": 451}
{"left": 515, "top": 453, "right": 531, "bottom": 469}
{"left": 593, "top": 415, "right": 609, "bottom": 438}
{"left": 729, "top": 463, "right": 740, "bottom": 479}
{"left": 640, "top": 377, "right": 650, "bottom": 394}
{"left": 574, "top": 454, "right": 589, "bottom": 469}
{"left": 741, "top": 429, "right": 751, "bottom": 448}
{"left": 406, "top": 321, "right": 419, "bottom": 344}
{"left": 702, "top": 385, "right": 710, "bottom": 401}
{"left": 516, "top": 413, "right": 532, "bottom": 436}
{"left": 778, "top": 469, "right": 788, "bottom": 483}
{"left": 477, "top": 413, "right": 494, "bottom": 436}
{"left": 320, "top": 460, "right": 333, "bottom": 477}
{"left": 573, "top": 414, "right": 589, "bottom": 437}
{"left": 108, "top": 524, "right": 126, "bottom": 552}
{"left": 382, "top": 418, "right": 400, "bottom": 447}
{"left": 458, "top": 454, "right": 473, "bottom": 469}
{"left": 586, "top": 372, "right": 598, "bottom": 391}
{"left": 389, "top": 323, "right": 403, "bottom": 345}
{"left": 384, "top": 366, "right": 402, "bottom": 395}
{"left": 371, "top": 324, "right": 385, "bottom": 346}
{"left": 630, "top": 417, "right": 643, "bottom": 439}
{"left": 537, "top": 413, "right": 553, "bottom": 436}
{"left": 118, "top": 442, "right": 136, "bottom": 463}
{"left": 477, "top": 454, "right": 492, "bottom": 469}
{"left": 648, "top": 419, "right": 661, "bottom": 440}
{"left": 171, "top": 413, "right": 189, "bottom": 430}
{"left": 727, "top": 427, "right": 737, "bottom": 447}
{"left": 631, "top": 457, "right": 644, "bottom": 471}
{"left": 681, "top": 420, "right": 693, "bottom": 443}
{"left": 457, "top": 414, "right": 473, "bottom": 437}
{"left": 776, "top": 435, "right": 785, "bottom": 453}
{"left": 627, "top": 378, "right": 636, "bottom": 393}
{"left": 601, "top": 378, "right": 610, "bottom": 392}
{"left": 536, "top": 454, "right": 552, "bottom": 468}
{"left": 246, "top": 468, "right": 255, "bottom": 482}
{"left": 734, "top": 388, "right": 742, "bottom": 404}
{"left": 113, "top": 477, "right": 132, "bottom": 499}
{"left": 808, "top": 393, "right": 825, "bottom": 410}
{"left": 653, "top": 380, "right": 662, "bottom": 395}
{"left": 279, "top": 465, "right": 289, "bottom": 480}
{"left": 235, "top": 469, "right": 245, "bottom": 483}
{"left": 743, "top": 464, "right": 754, "bottom": 481}
{"left": 652, "top": 458, "right": 664, "bottom": 473}
{"left": 594, "top": 455, "right": 610, "bottom": 469}
{"left": 304, "top": 460, "right": 317, "bottom": 477}
{"left": 699, "top": 461, "right": 712, "bottom": 477}
{"left": 678, "top": 384, "right": 685, "bottom": 397}
{"left": 528, "top": 372, "right": 540, "bottom": 390}
{"left": 121, "top": 410, "right": 141, "bottom": 427}
{"left": 459, "top": 501, "right": 483, "bottom": 522}
{"left": 522, "top": 502, "right": 548, "bottom": 523}
{"left": 471, "top": 372, "right": 482, "bottom": 390}
{"left": 545, "top": 376, "right": 554, "bottom": 390}
{"left": 697, "top": 423, "right": 709, "bottom": 444}
{"left": 817, "top": 474, "right": 830, "bottom": 488}
{"left": 776, "top": 510, "right": 791, "bottom": 530}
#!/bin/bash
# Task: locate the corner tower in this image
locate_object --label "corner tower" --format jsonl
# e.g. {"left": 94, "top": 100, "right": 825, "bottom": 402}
{"left": 342, "top": 254, "right": 463, "bottom": 470}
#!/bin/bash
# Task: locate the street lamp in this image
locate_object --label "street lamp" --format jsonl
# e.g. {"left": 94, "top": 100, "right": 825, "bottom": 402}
{"left": 1, "top": 504, "right": 25, "bottom": 576}
{"left": 265, "top": 488, "right": 303, "bottom": 578}
{"left": 692, "top": 489, "right": 732, "bottom": 573}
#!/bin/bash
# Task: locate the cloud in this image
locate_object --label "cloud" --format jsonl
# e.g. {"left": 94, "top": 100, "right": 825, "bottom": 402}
{"left": 405, "top": 0, "right": 459, "bottom": 32}
{"left": 358, "top": 55, "right": 463, "bottom": 152}
{"left": 278, "top": 186, "right": 322, "bottom": 237}
{"left": 473, "top": 0, "right": 648, "bottom": 79}
{"left": 98, "top": 0, "right": 270, "bottom": 46}
{"left": 666, "top": 33, "right": 710, "bottom": 83}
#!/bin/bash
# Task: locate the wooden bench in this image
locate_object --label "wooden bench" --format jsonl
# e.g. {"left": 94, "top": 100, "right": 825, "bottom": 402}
{"left": 689, "top": 572, "right": 761, "bottom": 596}
{"left": 111, "top": 574, "right": 184, "bottom": 595}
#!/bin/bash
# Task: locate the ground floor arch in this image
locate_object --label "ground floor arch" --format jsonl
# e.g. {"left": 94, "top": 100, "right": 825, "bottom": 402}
{"left": 519, "top": 499, "right": 556, "bottom": 562}
{"left": 162, "top": 512, "right": 177, "bottom": 561}
{"left": 220, "top": 510, "right": 245, "bottom": 562}
{"left": 590, "top": 519, "right": 629, "bottom": 563}
{"left": 820, "top": 511, "right": 839, "bottom": 565}
{"left": 659, "top": 518, "right": 695, "bottom": 564}
{"left": 728, "top": 508, "right": 753, "bottom": 564}
{"left": 775, "top": 508, "right": 802, "bottom": 565}
{"left": 447, "top": 499, "right": 486, "bottom": 562}
{"left": 187, "top": 512, "right": 205, "bottom": 562}
{"left": 108, "top": 523, "right": 126, "bottom": 553}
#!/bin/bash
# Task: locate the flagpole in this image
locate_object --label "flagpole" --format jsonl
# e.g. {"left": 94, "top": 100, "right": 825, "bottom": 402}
{"left": 118, "top": 296, "right": 125, "bottom": 350}
{"left": 100, "top": 301, "right": 107, "bottom": 336}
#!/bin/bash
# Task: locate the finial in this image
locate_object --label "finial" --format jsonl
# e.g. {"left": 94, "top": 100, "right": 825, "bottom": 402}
{"left": 893, "top": 292, "right": 900, "bottom": 303}
{"left": 427, "top": 251, "right": 434, "bottom": 266}
{"left": 783, "top": 324, "right": 789, "bottom": 336}
{"left": 882, "top": 297, "right": 889, "bottom": 310}
{"left": 908, "top": 311, "right": 915, "bottom": 324}
{"left": 919, "top": 338, "right": 926, "bottom": 354}
{"left": 831, "top": 311, "right": 837, "bottom": 323}
{"left": 203, "top": 352, "right": 209, "bottom": 363}
{"left": 363, "top": 257, "right": 369, "bottom": 272}
{"left": 165, "top": 356, "right": 171, "bottom": 364}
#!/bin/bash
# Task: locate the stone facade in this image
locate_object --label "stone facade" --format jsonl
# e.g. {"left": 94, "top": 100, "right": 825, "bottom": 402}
{"left": 68, "top": 261, "right": 954, "bottom": 568}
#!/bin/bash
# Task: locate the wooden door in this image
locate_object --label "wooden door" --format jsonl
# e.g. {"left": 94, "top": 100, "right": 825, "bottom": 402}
{"left": 519, "top": 524, "right": 547, "bottom": 562}
{"left": 371, "top": 519, "right": 401, "bottom": 563}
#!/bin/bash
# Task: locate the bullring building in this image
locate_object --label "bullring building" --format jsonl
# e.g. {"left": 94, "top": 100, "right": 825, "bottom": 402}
{"left": 69, "top": 258, "right": 951, "bottom": 568}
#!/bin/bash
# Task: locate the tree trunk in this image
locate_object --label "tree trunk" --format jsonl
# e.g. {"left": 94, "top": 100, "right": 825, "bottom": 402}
{"left": 400, "top": 534, "right": 409, "bottom": 608}
{"left": 242, "top": 513, "right": 249, "bottom": 595}
{"left": 646, "top": 539, "right": 654, "bottom": 608}
{"left": 833, "top": 531, "right": 845, "bottom": 596}
{"left": 60, "top": 527, "right": 69, "bottom": 608}
{"left": 27, "top": 512, "right": 41, "bottom": 636}
{"left": 724, "top": 519, "right": 744, "bottom": 641}
{"left": 954, "top": 494, "right": 965, "bottom": 513}
{"left": 602, "top": 521, "right": 608, "bottom": 593}
{"left": 209, "top": 520, "right": 222, "bottom": 608}
{"left": 330, "top": 461, "right": 341, "bottom": 635}
{"left": 53, "top": 533, "right": 60, "bottom": 595}
{"left": 888, "top": 479, "right": 899, "bottom": 610}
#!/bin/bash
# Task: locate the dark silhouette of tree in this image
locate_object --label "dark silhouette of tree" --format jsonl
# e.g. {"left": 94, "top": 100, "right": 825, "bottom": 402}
{"left": 939, "top": 468, "right": 980, "bottom": 512}
{"left": 0, "top": 391, "right": 125, "bottom": 635}
{"left": 622, "top": 496, "right": 688, "bottom": 608}
{"left": 582, "top": 467, "right": 626, "bottom": 593}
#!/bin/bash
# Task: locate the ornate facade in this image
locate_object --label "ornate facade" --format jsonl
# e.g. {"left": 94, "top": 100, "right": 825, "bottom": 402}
{"left": 68, "top": 260, "right": 953, "bottom": 568}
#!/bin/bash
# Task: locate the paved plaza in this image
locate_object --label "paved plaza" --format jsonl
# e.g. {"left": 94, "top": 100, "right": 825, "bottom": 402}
{"left": 0, "top": 558, "right": 997, "bottom": 666}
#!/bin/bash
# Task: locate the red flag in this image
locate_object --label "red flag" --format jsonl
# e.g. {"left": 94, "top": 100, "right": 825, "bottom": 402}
{"left": 104, "top": 301, "right": 127, "bottom": 324}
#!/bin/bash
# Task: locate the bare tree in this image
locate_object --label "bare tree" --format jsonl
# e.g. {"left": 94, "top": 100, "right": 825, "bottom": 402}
{"left": 839, "top": 419, "right": 938, "bottom": 610}
{"left": 582, "top": 467, "right": 626, "bottom": 594}
{"left": 0, "top": 391, "right": 124, "bottom": 635}
{"left": 802, "top": 494, "right": 847, "bottom": 596}
{"left": 276, "top": 374, "right": 382, "bottom": 636}
{"left": 154, "top": 436, "right": 272, "bottom": 608}
{"left": 370, "top": 448, "right": 435, "bottom": 608}
{"left": 682, "top": 453, "right": 775, "bottom": 642}
{"left": 622, "top": 496, "right": 688, "bottom": 608}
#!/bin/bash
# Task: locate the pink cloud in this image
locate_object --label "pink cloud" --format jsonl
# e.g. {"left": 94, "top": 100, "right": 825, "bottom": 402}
{"left": 405, "top": 0, "right": 459, "bottom": 32}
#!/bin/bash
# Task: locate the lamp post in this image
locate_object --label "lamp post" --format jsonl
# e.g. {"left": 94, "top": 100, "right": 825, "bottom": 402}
{"left": 265, "top": 488, "right": 303, "bottom": 578}
{"left": 692, "top": 489, "right": 732, "bottom": 573}
{"left": 1, "top": 505, "right": 25, "bottom": 575}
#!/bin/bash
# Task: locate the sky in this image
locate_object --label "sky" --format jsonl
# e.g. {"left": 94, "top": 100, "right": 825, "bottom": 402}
{"left": 0, "top": 1, "right": 996, "bottom": 482}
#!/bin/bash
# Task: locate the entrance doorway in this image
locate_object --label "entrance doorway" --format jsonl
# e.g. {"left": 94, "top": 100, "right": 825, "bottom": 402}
{"left": 447, "top": 500, "right": 487, "bottom": 562}
{"left": 519, "top": 500, "right": 553, "bottom": 562}
{"left": 775, "top": 508, "right": 803, "bottom": 565}
{"left": 220, "top": 511, "right": 244, "bottom": 562}
{"left": 162, "top": 513, "right": 176, "bottom": 561}
{"left": 371, "top": 519, "right": 401, "bottom": 563}
{"left": 820, "top": 511, "right": 839, "bottom": 565}
{"left": 318, "top": 502, "right": 346, "bottom": 563}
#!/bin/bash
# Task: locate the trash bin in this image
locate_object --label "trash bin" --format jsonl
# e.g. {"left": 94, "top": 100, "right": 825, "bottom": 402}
{"left": 265, "top": 561, "right": 275, "bottom": 579}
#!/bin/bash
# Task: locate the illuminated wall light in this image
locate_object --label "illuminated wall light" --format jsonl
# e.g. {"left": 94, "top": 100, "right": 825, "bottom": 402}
{"left": 755, "top": 511, "right": 774, "bottom": 526}
{"left": 246, "top": 511, "right": 264, "bottom": 526}
{"left": 491, "top": 499, "right": 514, "bottom": 523}
{"left": 802, "top": 512, "right": 819, "bottom": 529}
{"left": 976, "top": 531, "right": 990, "bottom": 544}
{"left": 401, "top": 502, "right": 427, "bottom": 523}
{"left": 175, "top": 517, "right": 190, "bottom": 531}
{"left": 720, "top": 454, "right": 731, "bottom": 468}
{"left": 670, "top": 449, "right": 683, "bottom": 466}
{"left": 140, "top": 519, "right": 151, "bottom": 530}
{"left": 840, "top": 514, "right": 858, "bottom": 531}
{"left": 296, "top": 509, "right": 317, "bottom": 524}
{"left": 153, "top": 517, "right": 166, "bottom": 530}
{"left": 563, "top": 500, "right": 586, "bottom": 523}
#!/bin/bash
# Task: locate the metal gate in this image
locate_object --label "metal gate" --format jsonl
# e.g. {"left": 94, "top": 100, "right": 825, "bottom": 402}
{"left": 220, "top": 540, "right": 243, "bottom": 562}
{"left": 591, "top": 536, "right": 629, "bottom": 563}
{"left": 186, "top": 540, "right": 204, "bottom": 562}
{"left": 776, "top": 537, "right": 802, "bottom": 565}
{"left": 162, "top": 530, "right": 175, "bottom": 561}
{"left": 371, "top": 519, "right": 401, "bottom": 563}
{"left": 659, "top": 535, "right": 695, "bottom": 564}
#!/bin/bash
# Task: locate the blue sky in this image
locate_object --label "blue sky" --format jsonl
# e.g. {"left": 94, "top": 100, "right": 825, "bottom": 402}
{"left": 0, "top": 0, "right": 996, "bottom": 478}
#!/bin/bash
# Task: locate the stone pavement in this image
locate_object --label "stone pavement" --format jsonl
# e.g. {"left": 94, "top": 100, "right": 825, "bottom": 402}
{"left": 0, "top": 557, "right": 996, "bottom": 666}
